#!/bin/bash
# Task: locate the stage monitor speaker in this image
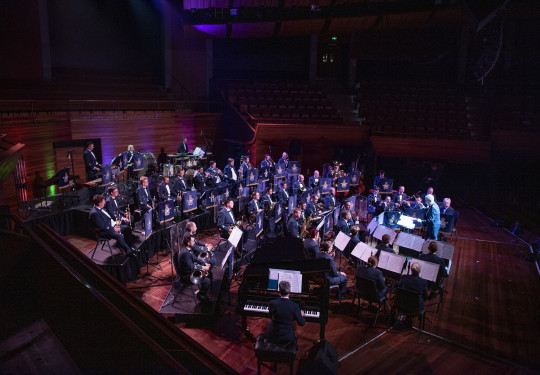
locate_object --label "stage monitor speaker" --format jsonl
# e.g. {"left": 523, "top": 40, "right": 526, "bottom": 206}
{"left": 297, "top": 340, "right": 338, "bottom": 375}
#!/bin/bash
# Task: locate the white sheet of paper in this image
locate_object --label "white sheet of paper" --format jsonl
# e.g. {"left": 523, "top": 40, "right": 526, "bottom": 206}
{"left": 397, "top": 214, "right": 416, "bottom": 230}
{"left": 394, "top": 232, "right": 425, "bottom": 252}
{"left": 351, "top": 242, "right": 378, "bottom": 263}
{"left": 227, "top": 226, "right": 243, "bottom": 248}
{"left": 277, "top": 271, "right": 303, "bottom": 293}
{"left": 334, "top": 231, "right": 351, "bottom": 251}
{"left": 373, "top": 225, "right": 397, "bottom": 243}
{"left": 367, "top": 219, "right": 378, "bottom": 234}
{"left": 421, "top": 240, "right": 455, "bottom": 260}
{"left": 412, "top": 259, "right": 440, "bottom": 282}
{"left": 378, "top": 251, "right": 406, "bottom": 274}
{"left": 220, "top": 244, "right": 234, "bottom": 269}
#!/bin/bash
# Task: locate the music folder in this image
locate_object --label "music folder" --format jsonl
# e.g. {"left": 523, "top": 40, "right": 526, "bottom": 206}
{"left": 378, "top": 251, "right": 406, "bottom": 275}
{"left": 351, "top": 242, "right": 377, "bottom": 263}
{"left": 334, "top": 231, "right": 351, "bottom": 251}
{"left": 421, "top": 240, "right": 455, "bottom": 260}
{"left": 394, "top": 232, "right": 425, "bottom": 253}
{"left": 367, "top": 218, "right": 378, "bottom": 234}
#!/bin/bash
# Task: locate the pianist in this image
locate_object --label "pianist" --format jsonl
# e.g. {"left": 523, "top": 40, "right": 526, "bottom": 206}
{"left": 264, "top": 280, "right": 305, "bottom": 345}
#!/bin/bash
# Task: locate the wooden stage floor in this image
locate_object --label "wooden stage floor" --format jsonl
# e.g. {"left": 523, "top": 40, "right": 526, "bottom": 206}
{"left": 67, "top": 206, "right": 540, "bottom": 374}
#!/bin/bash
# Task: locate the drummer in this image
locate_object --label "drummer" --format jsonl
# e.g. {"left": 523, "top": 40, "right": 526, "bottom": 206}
{"left": 156, "top": 147, "right": 169, "bottom": 172}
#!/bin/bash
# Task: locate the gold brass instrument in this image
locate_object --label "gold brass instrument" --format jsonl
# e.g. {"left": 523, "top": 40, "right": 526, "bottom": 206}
{"left": 264, "top": 201, "right": 276, "bottom": 218}
{"left": 248, "top": 213, "right": 257, "bottom": 226}
{"left": 125, "top": 206, "right": 130, "bottom": 221}
{"left": 300, "top": 214, "right": 313, "bottom": 238}
{"left": 190, "top": 264, "right": 207, "bottom": 284}
{"left": 198, "top": 246, "right": 214, "bottom": 262}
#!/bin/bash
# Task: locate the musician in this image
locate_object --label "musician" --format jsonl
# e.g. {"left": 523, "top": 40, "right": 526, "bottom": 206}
{"left": 420, "top": 241, "right": 448, "bottom": 289}
{"left": 279, "top": 181, "right": 290, "bottom": 206}
{"left": 308, "top": 170, "right": 320, "bottom": 188}
{"left": 375, "top": 234, "right": 394, "bottom": 258}
{"left": 374, "top": 196, "right": 393, "bottom": 216}
{"left": 324, "top": 187, "right": 337, "bottom": 210}
{"left": 157, "top": 175, "right": 176, "bottom": 202}
{"left": 317, "top": 242, "right": 348, "bottom": 299}
{"left": 293, "top": 175, "right": 306, "bottom": 197}
{"left": 421, "top": 194, "right": 440, "bottom": 240}
{"left": 298, "top": 200, "right": 307, "bottom": 225}
{"left": 173, "top": 168, "right": 188, "bottom": 196}
{"left": 217, "top": 197, "right": 236, "bottom": 237}
{"left": 277, "top": 152, "right": 289, "bottom": 167}
{"left": 176, "top": 235, "right": 211, "bottom": 301}
{"left": 177, "top": 136, "right": 189, "bottom": 154}
{"left": 287, "top": 208, "right": 301, "bottom": 239}
{"left": 126, "top": 144, "right": 135, "bottom": 179}
{"left": 345, "top": 225, "right": 362, "bottom": 259}
{"left": 441, "top": 198, "right": 454, "bottom": 216}
{"left": 373, "top": 170, "right": 385, "bottom": 190}
{"left": 392, "top": 186, "right": 409, "bottom": 209}
{"left": 336, "top": 211, "right": 352, "bottom": 236}
{"left": 105, "top": 186, "right": 133, "bottom": 229}
{"left": 223, "top": 158, "right": 238, "bottom": 183}
{"left": 265, "top": 280, "right": 305, "bottom": 345}
{"left": 397, "top": 262, "right": 428, "bottom": 325}
{"left": 136, "top": 176, "right": 154, "bottom": 213}
{"left": 83, "top": 141, "right": 101, "bottom": 180}
{"left": 193, "top": 166, "right": 208, "bottom": 192}
{"left": 410, "top": 196, "right": 425, "bottom": 209}
{"left": 206, "top": 161, "right": 223, "bottom": 187}
{"left": 367, "top": 186, "right": 381, "bottom": 214}
{"left": 260, "top": 154, "right": 274, "bottom": 171}
{"left": 304, "top": 229, "right": 320, "bottom": 259}
{"left": 326, "top": 165, "right": 335, "bottom": 179}
{"left": 356, "top": 256, "right": 387, "bottom": 299}
{"left": 89, "top": 194, "right": 135, "bottom": 256}
{"left": 185, "top": 221, "right": 215, "bottom": 268}
{"left": 422, "top": 187, "right": 437, "bottom": 206}
{"left": 261, "top": 187, "right": 274, "bottom": 209}
{"left": 248, "top": 191, "right": 262, "bottom": 216}
{"left": 238, "top": 156, "right": 251, "bottom": 183}
{"left": 306, "top": 194, "right": 320, "bottom": 218}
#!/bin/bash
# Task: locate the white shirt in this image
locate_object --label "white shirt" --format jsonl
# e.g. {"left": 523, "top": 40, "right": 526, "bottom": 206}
{"left": 231, "top": 167, "right": 237, "bottom": 181}
{"left": 165, "top": 184, "right": 171, "bottom": 196}
{"left": 100, "top": 207, "right": 115, "bottom": 227}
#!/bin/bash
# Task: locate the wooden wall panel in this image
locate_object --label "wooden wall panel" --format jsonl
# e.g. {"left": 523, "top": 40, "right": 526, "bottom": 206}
{"left": 254, "top": 123, "right": 369, "bottom": 174}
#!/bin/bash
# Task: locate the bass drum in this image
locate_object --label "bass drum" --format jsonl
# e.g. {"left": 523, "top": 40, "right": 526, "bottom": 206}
{"left": 141, "top": 152, "right": 156, "bottom": 175}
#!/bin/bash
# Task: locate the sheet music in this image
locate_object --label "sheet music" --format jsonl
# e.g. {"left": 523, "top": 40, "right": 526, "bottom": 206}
{"left": 421, "top": 240, "right": 455, "bottom": 260}
{"left": 316, "top": 218, "right": 325, "bottom": 230}
{"left": 367, "top": 219, "right": 378, "bottom": 234}
{"left": 277, "top": 271, "right": 303, "bottom": 293}
{"left": 228, "top": 227, "right": 243, "bottom": 248}
{"left": 351, "top": 242, "right": 377, "bottom": 263}
{"left": 394, "top": 232, "right": 425, "bottom": 253}
{"left": 410, "top": 259, "right": 440, "bottom": 282}
{"left": 397, "top": 214, "right": 416, "bottom": 230}
{"left": 378, "top": 251, "right": 406, "bottom": 274}
{"left": 373, "top": 225, "right": 397, "bottom": 243}
{"left": 334, "top": 231, "right": 351, "bottom": 251}
{"left": 220, "top": 244, "right": 234, "bottom": 269}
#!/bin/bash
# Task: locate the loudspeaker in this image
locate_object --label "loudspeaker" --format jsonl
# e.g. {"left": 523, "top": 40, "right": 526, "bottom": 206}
{"left": 297, "top": 340, "right": 338, "bottom": 375}
{"left": 289, "top": 140, "right": 302, "bottom": 156}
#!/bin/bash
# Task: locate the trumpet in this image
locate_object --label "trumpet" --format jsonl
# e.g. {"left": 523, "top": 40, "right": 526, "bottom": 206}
{"left": 125, "top": 206, "right": 130, "bottom": 221}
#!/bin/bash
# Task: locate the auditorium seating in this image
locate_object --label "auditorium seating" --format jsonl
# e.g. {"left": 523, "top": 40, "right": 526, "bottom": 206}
{"left": 224, "top": 80, "right": 343, "bottom": 124}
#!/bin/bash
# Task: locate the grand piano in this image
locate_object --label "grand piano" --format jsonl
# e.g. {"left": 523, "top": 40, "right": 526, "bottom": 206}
{"left": 237, "top": 237, "right": 331, "bottom": 340}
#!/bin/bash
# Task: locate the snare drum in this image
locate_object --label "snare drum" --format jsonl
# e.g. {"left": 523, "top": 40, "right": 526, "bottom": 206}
{"left": 162, "top": 163, "right": 174, "bottom": 177}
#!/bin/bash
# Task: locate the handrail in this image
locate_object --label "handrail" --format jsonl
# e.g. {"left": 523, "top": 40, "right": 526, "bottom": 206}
{"left": 2, "top": 213, "right": 237, "bottom": 374}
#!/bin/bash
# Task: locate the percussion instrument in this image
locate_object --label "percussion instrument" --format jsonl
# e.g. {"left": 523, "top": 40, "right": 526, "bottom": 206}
{"left": 162, "top": 163, "right": 174, "bottom": 177}
{"left": 140, "top": 152, "right": 156, "bottom": 175}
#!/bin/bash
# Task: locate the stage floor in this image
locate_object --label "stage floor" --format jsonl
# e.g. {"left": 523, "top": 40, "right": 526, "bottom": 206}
{"left": 65, "top": 206, "right": 540, "bottom": 374}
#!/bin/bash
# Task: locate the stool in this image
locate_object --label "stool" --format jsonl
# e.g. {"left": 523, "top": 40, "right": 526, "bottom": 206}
{"left": 89, "top": 234, "right": 114, "bottom": 259}
{"left": 254, "top": 334, "right": 297, "bottom": 375}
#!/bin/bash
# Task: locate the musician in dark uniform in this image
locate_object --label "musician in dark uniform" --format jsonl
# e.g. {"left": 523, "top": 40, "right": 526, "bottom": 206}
{"left": 373, "top": 170, "right": 385, "bottom": 189}
{"left": 279, "top": 181, "right": 290, "bottom": 206}
{"left": 336, "top": 210, "right": 351, "bottom": 236}
{"left": 157, "top": 175, "right": 176, "bottom": 202}
{"left": 324, "top": 187, "right": 337, "bottom": 210}
{"left": 441, "top": 198, "right": 454, "bottom": 216}
{"left": 223, "top": 158, "right": 238, "bottom": 183}
{"left": 421, "top": 194, "right": 440, "bottom": 240}
{"left": 83, "top": 141, "right": 101, "bottom": 180}
{"left": 265, "top": 280, "right": 305, "bottom": 345}
{"left": 306, "top": 194, "right": 320, "bottom": 218}
{"left": 177, "top": 136, "right": 189, "bottom": 154}
{"left": 217, "top": 197, "right": 236, "bottom": 237}
{"left": 375, "top": 234, "right": 394, "bottom": 258}
{"left": 193, "top": 166, "right": 208, "bottom": 193}
{"left": 277, "top": 152, "right": 289, "bottom": 167}
{"left": 293, "top": 175, "right": 306, "bottom": 197}
{"left": 374, "top": 196, "right": 393, "bottom": 216}
{"left": 260, "top": 154, "right": 274, "bottom": 171}
{"left": 398, "top": 262, "right": 428, "bottom": 325}
{"left": 308, "top": 170, "right": 320, "bottom": 188}
{"left": 176, "top": 235, "right": 211, "bottom": 301}
{"left": 298, "top": 200, "right": 307, "bottom": 225}
{"left": 287, "top": 207, "right": 301, "bottom": 239}
{"left": 126, "top": 144, "right": 135, "bottom": 179}
{"left": 421, "top": 187, "right": 437, "bottom": 206}
{"left": 420, "top": 241, "right": 448, "bottom": 289}
{"left": 238, "top": 156, "right": 251, "bottom": 183}
{"left": 174, "top": 168, "right": 188, "bottom": 196}
{"left": 317, "top": 242, "right": 348, "bottom": 299}
{"left": 89, "top": 194, "right": 135, "bottom": 256}
{"left": 304, "top": 229, "right": 320, "bottom": 259}
{"left": 345, "top": 225, "right": 362, "bottom": 259}
{"left": 136, "top": 176, "right": 154, "bottom": 213}
{"left": 410, "top": 196, "right": 425, "bottom": 209}
{"left": 105, "top": 186, "right": 133, "bottom": 229}
{"left": 392, "top": 186, "right": 409, "bottom": 210}
{"left": 185, "top": 221, "right": 215, "bottom": 268}
{"left": 367, "top": 186, "right": 382, "bottom": 214}
{"left": 248, "top": 191, "right": 262, "bottom": 216}
{"left": 356, "top": 256, "right": 388, "bottom": 299}
{"left": 205, "top": 161, "right": 223, "bottom": 188}
{"left": 261, "top": 187, "right": 274, "bottom": 209}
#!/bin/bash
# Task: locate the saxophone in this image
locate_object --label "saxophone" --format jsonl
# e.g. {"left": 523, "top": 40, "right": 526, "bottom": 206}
{"left": 300, "top": 215, "right": 313, "bottom": 238}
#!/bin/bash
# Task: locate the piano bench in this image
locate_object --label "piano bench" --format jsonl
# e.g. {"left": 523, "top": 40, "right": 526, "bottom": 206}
{"left": 254, "top": 334, "right": 296, "bottom": 375}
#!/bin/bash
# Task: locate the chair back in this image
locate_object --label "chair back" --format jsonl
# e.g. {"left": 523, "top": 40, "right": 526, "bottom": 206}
{"left": 172, "top": 250, "right": 182, "bottom": 277}
{"left": 395, "top": 287, "right": 422, "bottom": 316}
{"left": 355, "top": 275, "right": 381, "bottom": 303}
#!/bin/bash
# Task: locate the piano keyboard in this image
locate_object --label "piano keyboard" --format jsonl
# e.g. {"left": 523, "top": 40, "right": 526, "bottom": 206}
{"left": 244, "top": 300, "right": 320, "bottom": 319}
